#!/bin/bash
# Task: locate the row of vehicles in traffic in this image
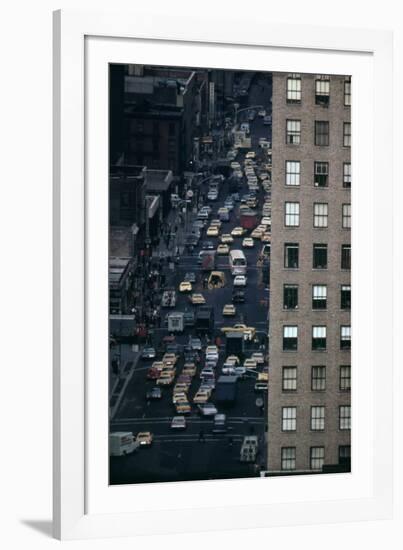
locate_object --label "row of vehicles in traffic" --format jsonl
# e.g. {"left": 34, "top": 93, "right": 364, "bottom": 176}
{"left": 111, "top": 125, "right": 273, "bottom": 461}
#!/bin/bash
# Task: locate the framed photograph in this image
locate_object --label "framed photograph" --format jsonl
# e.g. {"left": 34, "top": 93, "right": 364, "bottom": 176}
{"left": 53, "top": 9, "right": 393, "bottom": 540}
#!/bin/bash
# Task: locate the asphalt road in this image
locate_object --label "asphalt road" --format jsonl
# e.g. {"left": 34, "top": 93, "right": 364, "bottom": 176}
{"left": 110, "top": 74, "right": 272, "bottom": 485}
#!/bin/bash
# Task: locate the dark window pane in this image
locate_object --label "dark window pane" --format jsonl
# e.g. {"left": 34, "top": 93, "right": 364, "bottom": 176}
{"left": 341, "top": 285, "right": 351, "bottom": 309}
{"left": 284, "top": 285, "right": 298, "bottom": 309}
{"left": 315, "top": 121, "right": 329, "bottom": 146}
{"left": 284, "top": 243, "right": 299, "bottom": 268}
{"left": 341, "top": 245, "right": 351, "bottom": 269}
{"left": 313, "top": 244, "right": 328, "bottom": 269}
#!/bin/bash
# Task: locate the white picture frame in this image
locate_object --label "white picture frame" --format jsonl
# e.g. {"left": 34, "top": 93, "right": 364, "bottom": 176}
{"left": 53, "top": 8, "right": 393, "bottom": 540}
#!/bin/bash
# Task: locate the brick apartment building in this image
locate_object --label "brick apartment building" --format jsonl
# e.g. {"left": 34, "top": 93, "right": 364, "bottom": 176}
{"left": 268, "top": 72, "right": 351, "bottom": 473}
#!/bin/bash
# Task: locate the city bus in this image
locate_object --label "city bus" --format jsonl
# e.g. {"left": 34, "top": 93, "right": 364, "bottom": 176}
{"left": 229, "top": 249, "right": 247, "bottom": 276}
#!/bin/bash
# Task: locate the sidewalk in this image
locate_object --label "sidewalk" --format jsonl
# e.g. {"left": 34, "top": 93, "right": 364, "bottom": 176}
{"left": 152, "top": 205, "right": 197, "bottom": 259}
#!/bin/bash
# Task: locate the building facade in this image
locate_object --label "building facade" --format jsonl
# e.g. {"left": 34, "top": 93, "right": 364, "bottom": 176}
{"left": 122, "top": 66, "right": 201, "bottom": 175}
{"left": 268, "top": 72, "right": 351, "bottom": 473}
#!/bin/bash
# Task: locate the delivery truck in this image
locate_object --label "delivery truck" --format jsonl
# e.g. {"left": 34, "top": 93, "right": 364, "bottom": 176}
{"left": 109, "top": 432, "right": 139, "bottom": 457}
{"left": 240, "top": 210, "right": 258, "bottom": 230}
{"left": 195, "top": 306, "right": 215, "bottom": 333}
{"left": 167, "top": 311, "right": 184, "bottom": 333}
{"left": 225, "top": 331, "right": 244, "bottom": 356}
{"left": 215, "top": 375, "right": 237, "bottom": 405}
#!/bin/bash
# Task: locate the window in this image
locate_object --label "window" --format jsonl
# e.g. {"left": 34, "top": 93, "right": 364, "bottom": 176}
{"left": 281, "top": 447, "right": 296, "bottom": 470}
{"left": 339, "top": 405, "right": 351, "bottom": 430}
{"left": 339, "top": 445, "right": 351, "bottom": 465}
{"left": 315, "top": 78, "right": 330, "bottom": 106}
{"left": 344, "top": 78, "right": 351, "bottom": 106}
{"left": 310, "top": 447, "right": 325, "bottom": 470}
{"left": 286, "top": 119, "right": 301, "bottom": 145}
{"left": 283, "top": 326, "right": 298, "bottom": 351}
{"left": 340, "top": 365, "right": 351, "bottom": 391}
{"left": 285, "top": 161, "right": 300, "bottom": 186}
{"left": 313, "top": 243, "right": 328, "bottom": 269}
{"left": 312, "top": 326, "right": 327, "bottom": 350}
{"left": 312, "top": 284, "right": 327, "bottom": 309}
{"left": 285, "top": 202, "right": 300, "bottom": 226}
{"left": 340, "top": 325, "right": 351, "bottom": 350}
{"left": 282, "top": 407, "right": 297, "bottom": 431}
{"left": 311, "top": 366, "right": 326, "bottom": 391}
{"left": 314, "top": 161, "right": 329, "bottom": 187}
{"left": 342, "top": 204, "right": 351, "bottom": 228}
{"left": 313, "top": 203, "right": 328, "bottom": 228}
{"left": 341, "top": 244, "right": 351, "bottom": 269}
{"left": 311, "top": 406, "right": 325, "bottom": 431}
{"left": 341, "top": 285, "right": 351, "bottom": 309}
{"left": 287, "top": 75, "right": 301, "bottom": 103}
{"left": 315, "top": 121, "right": 329, "bottom": 146}
{"left": 283, "top": 284, "right": 298, "bottom": 309}
{"left": 343, "top": 162, "right": 351, "bottom": 188}
{"left": 343, "top": 122, "right": 351, "bottom": 147}
{"left": 284, "top": 243, "right": 299, "bottom": 268}
{"left": 282, "top": 366, "right": 297, "bottom": 391}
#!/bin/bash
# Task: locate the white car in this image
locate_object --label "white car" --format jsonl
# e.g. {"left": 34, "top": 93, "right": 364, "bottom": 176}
{"left": 251, "top": 352, "right": 265, "bottom": 365}
{"left": 245, "top": 151, "right": 256, "bottom": 159}
{"left": 261, "top": 217, "right": 271, "bottom": 226}
{"left": 242, "top": 237, "right": 254, "bottom": 248}
{"left": 233, "top": 275, "right": 247, "bottom": 287}
{"left": 207, "top": 190, "right": 218, "bottom": 201}
{"left": 206, "top": 345, "right": 219, "bottom": 362}
{"left": 171, "top": 416, "right": 187, "bottom": 429}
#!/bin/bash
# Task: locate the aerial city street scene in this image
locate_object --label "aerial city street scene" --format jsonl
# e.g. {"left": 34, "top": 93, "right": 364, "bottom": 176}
{"left": 109, "top": 65, "right": 351, "bottom": 484}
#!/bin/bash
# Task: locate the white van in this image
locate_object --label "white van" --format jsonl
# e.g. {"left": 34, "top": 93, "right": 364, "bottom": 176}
{"left": 109, "top": 432, "right": 139, "bottom": 456}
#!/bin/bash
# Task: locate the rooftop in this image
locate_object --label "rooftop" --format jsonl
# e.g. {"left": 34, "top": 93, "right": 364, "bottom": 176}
{"left": 110, "top": 164, "right": 145, "bottom": 178}
{"left": 109, "top": 256, "right": 132, "bottom": 287}
{"left": 110, "top": 228, "right": 137, "bottom": 257}
{"left": 145, "top": 169, "right": 173, "bottom": 192}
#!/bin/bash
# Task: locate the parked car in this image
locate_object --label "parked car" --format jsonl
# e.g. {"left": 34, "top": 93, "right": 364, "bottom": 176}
{"left": 184, "top": 272, "right": 197, "bottom": 283}
{"left": 242, "top": 237, "right": 254, "bottom": 248}
{"left": 233, "top": 275, "right": 247, "bottom": 287}
{"left": 179, "top": 281, "right": 192, "bottom": 293}
{"left": 141, "top": 346, "right": 156, "bottom": 360}
{"left": 232, "top": 290, "right": 246, "bottom": 303}
{"left": 198, "top": 403, "right": 218, "bottom": 416}
{"left": 217, "top": 244, "right": 230, "bottom": 255}
{"left": 251, "top": 352, "right": 265, "bottom": 364}
{"left": 189, "top": 293, "right": 206, "bottom": 305}
{"left": 136, "top": 432, "right": 153, "bottom": 446}
{"left": 189, "top": 337, "right": 202, "bottom": 351}
{"left": 193, "top": 390, "right": 210, "bottom": 404}
{"left": 206, "top": 345, "right": 219, "bottom": 362}
{"left": 171, "top": 416, "right": 187, "bottom": 429}
{"left": 145, "top": 387, "right": 162, "bottom": 400}
{"left": 223, "top": 304, "right": 236, "bottom": 316}
{"left": 202, "top": 240, "right": 215, "bottom": 250}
